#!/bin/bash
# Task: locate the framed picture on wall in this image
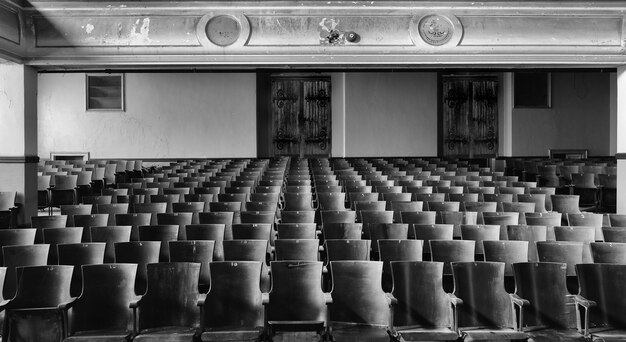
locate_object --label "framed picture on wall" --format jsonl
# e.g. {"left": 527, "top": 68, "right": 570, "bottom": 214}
{"left": 514, "top": 71, "right": 551, "bottom": 108}
{"left": 86, "top": 74, "right": 125, "bottom": 111}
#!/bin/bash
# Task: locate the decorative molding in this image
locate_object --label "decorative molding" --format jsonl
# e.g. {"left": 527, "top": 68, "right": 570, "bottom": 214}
{"left": 0, "top": 3, "right": 20, "bottom": 45}
{"left": 0, "top": 156, "right": 40, "bottom": 164}
{"left": 8, "top": 1, "right": 626, "bottom": 68}
{"left": 616, "top": 153, "right": 626, "bottom": 160}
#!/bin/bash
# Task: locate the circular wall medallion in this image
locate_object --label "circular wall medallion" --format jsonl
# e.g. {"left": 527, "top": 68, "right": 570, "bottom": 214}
{"left": 418, "top": 15, "right": 454, "bottom": 46}
{"left": 206, "top": 15, "right": 241, "bottom": 47}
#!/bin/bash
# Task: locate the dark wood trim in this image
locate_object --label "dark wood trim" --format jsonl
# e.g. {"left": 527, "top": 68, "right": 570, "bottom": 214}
{"left": 256, "top": 71, "right": 272, "bottom": 158}
{"left": 0, "top": 156, "right": 39, "bottom": 163}
{"left": 437, "top": 72, "right": 443, "bottom": 157}
{"left": 616, "top": 153, "right": 626, "bottom": 160}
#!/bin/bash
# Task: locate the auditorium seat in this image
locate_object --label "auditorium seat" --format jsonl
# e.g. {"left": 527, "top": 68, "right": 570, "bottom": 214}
{"left": 200, "top": 261, "right": 265, "bottom": 342}
{"left": 138, "top": 225, "right": 179, "bottom": 262}
{"left": 73, "top": 214, "right": 109, "bottom": 241}
{"left": 483, "top": 240, "right": 529, "bottom": 292}
{"left": 223, "top": 239, "right": 270, "bottom": 292}
{"left": 481, "top": 212, "right": 520, "bottom": 240}
{"left": 391, "top": 261, "right": 459, "bottom": 341}
{"left": 525, "top": 212, "right": 562, "bottom": 240}
{"left": 199, "top": 211, "right": 235, "bottom": 241}
{"left": 536, "top": 241, "right": 584, "bottom": 293}
{"left": 2, "top": 265, "right": 72, "bottom": 342}
{"left": 58, "top": 242, "right": 106, "bottom": 297}
{"left": 60, "top": 263, "right": 138, "bottom": 341}
{"left": 507, "top": 225, "right": 547, "bottom": 262}
{"left": 49, "top": 175, "right": 78, "bottom": 215}
{"left": 567, "top": 213, "right": 604, "bottom": 241}
{"left": 378, "top": 239, "right": 422, "bottom": 292}
{"left": 3, "top": 244, "right": 50, "bottom": 299}
{"left": 42, "top": 227, "right": 83, "bottom": 264}
{"left": 275, "top": 239, "right": 320, "bottom": 261}
{"left": 277, "top": 223, "right": 317, "bottom": 240}
{"left": 590, "top": 242, "right": 626, "bottom": 263}
{"left": 156, "top": 212, "right": 193, "bottom": 240}
{"left": 60, "top": 204, "right": 93, "bottom": 227}
{"left": 0, "top": 228, "right": 37, "bottom": 265}
{"left": 451, "top": 262, "right": 528, "bottom": 341}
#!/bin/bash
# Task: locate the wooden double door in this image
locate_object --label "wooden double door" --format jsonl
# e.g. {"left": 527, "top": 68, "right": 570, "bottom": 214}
{"left": 270, "top": 76, "right": 331, "bottom": 158}
{"left": 441, "top": 76, "right": 499, "bottom": 158}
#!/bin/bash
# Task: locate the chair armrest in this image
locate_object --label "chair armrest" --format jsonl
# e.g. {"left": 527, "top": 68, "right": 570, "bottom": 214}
{"left": 510, "top": 294, "right": 530, "bottom": 331}
{"left": 0, "top": 299, "right": 10, "bottom": 311}
{"left": 573, "top": 294, "right": 596, "bottom": 337}
{"left": 129, "top": 296, "right": 142, "bottom": 309}
{"left": 130, "top": 296, "right": 143, "bottom": 335}
{"left": 324, "top": 292, "right": 333, "bottom": 305}
{"left": 385, "top": 293, "right": 398, "bottom": 306}
{"left": 446, "top": 293, "right": 463, "bottom": 307}
{"left": 197, "top": 293, "right": 207, "bottom": 307}
{"left": 57, "top": 298, "right": 77, "bottom": 311}
{"left": 447, "top": 293, "right": 462, "bottom": 333}
{"left": 262, "top": 293, "right": 270, "bottom": 305}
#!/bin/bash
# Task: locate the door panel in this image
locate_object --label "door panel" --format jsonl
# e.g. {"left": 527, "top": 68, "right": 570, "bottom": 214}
{"left": 442, "top": 76, "right": 498, "bottom": 158}
{"left": 271, "top": 77, "right": 331, "bottom": 157}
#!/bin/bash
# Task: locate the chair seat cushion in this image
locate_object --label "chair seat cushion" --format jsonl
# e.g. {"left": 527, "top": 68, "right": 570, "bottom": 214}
{"left": 396, "top": 325, "right": 459, "bottom": 341}
{"left": 524, "top": 328, "right": 586, "bottom": 342}
{"left": 461, "top": 327, "right": 528, "bottom": 341}
{"left": 329, "top": 323, "right": 390, "bottom": 342}
{"left": 64, "top": 329, "right": 131, "bottom": 342}
{"left": 201, "top": 327, "right": 263, "bottom": 342}
{"left": 133, "top": 326, "right": 197, "bottom": 341}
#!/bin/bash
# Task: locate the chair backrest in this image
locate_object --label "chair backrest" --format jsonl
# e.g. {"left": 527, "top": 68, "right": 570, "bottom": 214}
{"left": 73, "top": 214, "right": 109, "bottom": 241}
{"left": 513, "top": 262, "right": 573, "bottom": 329}
{"left": 280, "top": 210, "right": 316, "bottom": 224}
{"left": 551, "top": 195, "right": 581, "bottom": 215}
{"left": 138, "top": 262, "right": 201, "bottom": 331}
{"left": 3, "top": 244, "right": 50, "bottom": 299}
{"left": 275, "top": 239, "right": 320, "bottom": 261}
{"left": 576, "top": 263, "right": 626, "bottom": 330}
{"left": 536, "top": 241, "right": 583, "bottom": 276}
{"left": 277, "top": 223, "right": 317, "bottom": 240}
{"left": 0, "top": 228, "right": 37, "bottom": 264}
{"left": 436, "top": 211, "right": 478, "bottom": 239}
{"left": 89, "top": 226, "right": 132, "bottom": 263}
{"left": 378, "top": 239, "right": 422, "bottom": 292}
{"left": 591, "top": 242, "right": 626, "bottom": 263}
{"left": 427, "top": 201, "right": 460, "bottom": 213}
{"left": 31, "top": 215, "right": 68, "bottom": 228}
{"left": 329, "top": 261, "right": 389, "bottom": 326}
{"left": 430, "top": 240, "right": 475, "bottom": 275}
{"left": 567, "top": 213, "right": 604, "bottom": 241}
{"left": 389, "top": 201, "right": 423, "bottom": 223}
{"left": 222, "top": 239, "right": 269, "bottom": 292}
{"left": 58, "top": 242, "right": 106, "bottom": 297}
{"left": 185, "top": 224, "right": 225, "bottom": 261}
{"left": 602, "top": 226, "right": 626, "bottom": 243}
{"left": 267, "top": 261, "right": 327, "bottom": 321}
{"left": 0, "top": 191, "right": 16, "bottom": 211}
{"left": 391, "top": 261, "right": 452, "bottom": 327}
{"left": 483, "top": 240, "right": 529, "bottom": 276}
{"left": 53, "top": 175, "right": 78, "bottom": 190}
{"left": 68, "top": 263, "right": 137, "bottom": 335}
{"left": 320, "top": 210, "right": 356, "bottom": 225}
{"left": 481, "top": 212, "right": 519, "bottom": 240}
{"left": 460, "top": 224, "right": 500, "bottom": 255}
{"left": 517, "top": 194, "right": 547, "bottom": 213}
{"left": 60, "top": 204, "right": 93, "bottom": 226}
{"left": 204, "top": 261, "right": 264, "bottom": 329}
{"left": 283, "top": 192, "right": 314, "bottom": 211}
{"left": 401, "top": 211, "right": 437, "bottom": 238}
{"left": 9, "top": 265, "right": 73, "bottom": 309}
{"left": 413, "top": 224, "right": 454, "bottom": 254}
{"left": 317, "top": 192, "right": 347, "bottom": 211}
{"left": 138, "top": 225, "right": 179, "bottom": 262}
{"left": 325, "top": 239, "right": 370, "bottom": 262}
{"left": 322, "top": 223, "right": 362, "bottom": 240}
{"left": 452, "top": 262, "right": 515, "bottom": 329}
{"left": 96, "top": 203, "right": 129, "bottom": 226}
{"left": 369, "top": 223, "right": 408, "bottom": 254}
{"left": 42, "top": 227, "right": 83, "bottom": 264}
{"left": 114, "top": 241, "right": 161, "bottom": 295}
{"left": 169, "top": 241, "right": 214, "bottom": 292}
{"left": 115, "top": 213, "right": 152, "bottom": 241}
{"left": 608, "top": 214, "right": 626, "bottom": 228}
{"left": 507, "top": 224, "right": 547, "bottom": 262}
{"left": 156, "top": 212, "right": 193, "bottom": 240}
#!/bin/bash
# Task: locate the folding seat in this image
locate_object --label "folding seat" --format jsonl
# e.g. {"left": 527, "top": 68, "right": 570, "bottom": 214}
{"left": 157, "top": 212, "right": 193, "bottom": 240}
{"left": 525, "top": 212, "right": 562, "bottom": 241}
{"left": 413, "top": 224, "right": 454, "bottom": 259}
{"left": 412, "top": 192, "right": 446, "bottom": 204}
{"left": 590, "top": 242, "right": 626, "bottom": 263}
{"left": 574, "top": 263, "right": 626, "bottom": 340}
{"left": 551, "top": 194, "right": 582, "bottom": 220}
{"left": 58, "top": 242, "right": 106, "bottom": 297}
{"left": 277, "top": 223, "right": 317, "bottom": 240}
{"left": 377, "top": 239, "right": 422, "bottom": 292}
{"left": 427, "top": 201, "right": 460, "bottom": 214}
{"left": 570, "top": 173, "right": 599, "bottom": 211}
{"left": 536, "top": 164, "right": 560, "bottom": 187}
{"left": 49, "top": 175, "right": 78, "bottom": 215}
{"left": 448, "top": 192, "right": 478, "bottom": 205}
{"left": 450, "top": 262, "right": 528, "bottom": 341}
{"left": 497, "top": 186, "right": 525, "bottom": 200}
{"left": 507, "top": 225, "right": 547, "bottom": 262}
{"left": 223, "top": 239, "right": 270, "bottom": 292}
{"left": 348, "top": 192, "right": 380, "bottom": 210}
{"left": 60, "top": 204, "right": 93, "bottom": 227}
{"left": 199, "top": 261, "right": 265, "bottom": 341}
{"left": 1, "top": 265, "right": 73, "bottom": 341}
{"left": 133, "top": 202, "right": 168, "bottom": 225}
{"left": 389, "top": 201, "right": 423, "bottom": 224}
{"left": 275, "top": 239, "right": 320, "bottom": 261}
{"left": 199, "top": 211, "right": 235, "bottom": 241}
{"left": 483, "top": 240, "right": 529, "bottom": 292}
{"left": 462, "top": 202, "right": 498, "bottom": 221}
{"left": 390, "top": 261, "right": 460, "bottom": 341}
{"left": 73, "top": 213, "right": 109, "bottom": 241}
{"left": 169, "top": 241, "right": 213, "bottom": 294}
{"left": 429, "top": 239, "right": 474, "bottom": 292}
{"left": 369, "top": 223, "right": 408, "bottom": 259}
{"left": 481, "top": 211, "right": 519, "bottom": 240}
{"left": 102, "top": 188, "right": 129, "bottom": 203}
{"left": 150, "top": 194, "right": 181, "bottom": 213}
{"left": 114, "top": 212, "right": 152, "bottom": 242}
{"left": 512, "top": 262, "right": 582, "bottom": 340}
{"left": 81, "top": 195, "right": 112, "bottom": 206}
{"left": 400, "top": 212, "right": 437, "bottom": 238}
{"left": 138, "top": 225, "right": 178, "bottom": 262}
{"left": 3, "top": 244, "right": 50, "bottom": 299}
{"left": 88, "top": 225, "right": 131, "bottom": 263}
{"left": 42, "top": 227, "right": 83, "bottom": 264}
{"left": 360, "top": 210, "right": 393, "bottom": 239}
{"left": 209, "top": 201, "right": 242, "bottom": 225}
{"left": 282, "top": 192, "right": 315, "bottom": 212}
{"left": 264, "top": 261, "right": 331, "bottom": 341}
{"left": 554, "top": 225, "right": 595, "bottom": 263}
{"left": 185, "top": 224, "right": 225, "bottom": 262}
{"left": 284, "top": 185, "right": 312, "bottom": 193}
{"left": 567, "top": 212, "right": 604, "bottom": 241}
{"left": 280, "top": 210, "right": 316, "bottom": 223}
{"left": 0, "top": 228, "right": 37, "bottom": 272}
{"left": 59, "top": 263, "right": 138, "bottom": 341}
{"left": 322, "top": 223, "right": 362, "bottom": 240}
{"left": 328, "top": 261, "right": 396, "bottom": 342}
{"left": 114, "top": 241, "right": 160, "bottom": 295}
{"left": 320, "top": 210, "right": 356, "bottom": 225}
{"left": 37, "top": 175, "right": 52, "bottom": 212}
{"left": 603, "top": 226, "right": 626, "bottom": 244}
{"left": 246, "top": 201, "right": 278, "bottom": 213}
{"left": 316, "top": 192, "right": 347, "bottom": 211}
{"left": 536, "top": 241, "right": 584, "bottom": 293}
{"left": 608, "top": 213, "right": 626, "bottom": 227}
{"left": 598, "top": 174, "right": 617, "bottom": 213}
{"left": 405, "top": 185, "right": 433, "bottom": 195}
{"left": 517, "top": 193, "right": 548, "bottom": 214}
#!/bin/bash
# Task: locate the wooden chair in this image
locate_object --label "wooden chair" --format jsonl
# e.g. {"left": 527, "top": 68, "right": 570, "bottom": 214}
{"left": 328, "top": 261, "right": 397, "bottom": 342}
{"left": 575, "top": 263, "right": 626, "bottom": 340}
{"left": 413, "top": 224, "right": 454, "bottom": 259}
{"left": 59, "top": 264, "right": 139, "bottom": 341}
{"left": 115, "top": 212, "right": 152, "bottom": 241}
{"left": 156, "top": 212, "right": 193, "bottom": 240}
{"left": 185, "top": 224, "right": 225, "bottom": 261}
{"left": 512, "top": 262, "right": 582, "bottom": 340}
{"left": 481, "top": 212, "right": 519, "bottom": 240}
{"left": 277, "top": 223, "right": 317, "bottom": 240}
{"left": 138, "top": 225, "right": 178, "bottom": 262}
{"left": 169, "top": 241, "right": 214, "bottom": 293}
{"left": 369, "top": 223, "right": 408, "bottom": 259}
{"left": 280, "top": 210, "right": 315, "bottom": 224}
{"left": 265, "top": 261, "right": 331, "bottom": 341}
{"left": 377, "top": 239, "right": 422, "bottom": 292}
{"left": 3, "top": 244, "right": 49, "bottom": 299}
{"left": 389, "top": 201, "right": 423, "bottom": 224}
{"left": 89, "top": 225, "right": 132, "bottom": 263}
{"left": 133, "top": 202, "right": 167, "bottom": 225}
{"left": 436, "top": 211, "right": 477, "bottom": 239}
{"left": 73, "top": 214, "right": 109, "bottom": 242}
{"left": 58, "top": 242, "right": 106, "bottom": 297}
{"left": 608, "top": 213, "right": 626, "bottom": 227}
{"left": 525, "top": 212, "right": 562, "bottom": 241}
{"left": 132, "top": 262, "right": 202, "bottom": 341}
{"left": 320, "top": 210, "right": 356, "bottom": 225}
{"left": 95, "top": 203, "right": 129, "bottom": 226}
{"left": 49, "top": 175, "right": 78, "bottom": 215}
{"left": 275, "top": 239, "right": 320, "bottom": 261}
{"left": 223, "top": 239, "right": 270, "bottom": 293}
{"left": 460, "top": 224, "right": 500, "bottom": 257}
{"left": 390, "top": 261, "right": 459, "bottom": 341}
{"left": 590, "top": 242, "right": 626, "bottom": 263}
{"left": 1, "top": 265, "right": 72, "bottom": 342}
{"left": 567, "top": 213, "right": 604, "bottom": 241}
{"left": 602, "top": 226, "right": 626, "bottom": 243}
{"left": 483, "top": 240, "right": 529, "bottom": 292}
{"left": 200, "top": 261, "right": 265, "bottom": 341}
{"left": 114, "top": 241, "right": 161, "bottom": 295}
{"left": 0, "top": 228, "right": 37, "bottom": 265}
{"left": 400, "top": 211, "right": 437, "bottom": 239}
{"left": 451, "top": 262, "right": 528, "bottom": 340}
{"left": 501, "top": 202, "right": 535, "bottom": 225}
{"left": 42, "top": 227, "right": 83, "bottom": 264}
{"left": 429, "top": 240, "right": 474, "bottom": 292}
{"left": 60, "top": 204, "right": 93, "bottom": 227}
{"left": 507, "top": 224, "right": 547, "bottom": 262}
{"left": 198, "top": 211, "right": 235, "bottom": 241}
{"left": 537, "top": 241, "right": 584, "bottom": 294}
{"left": 517, "top": 193, "right": 548, "bottom": 213}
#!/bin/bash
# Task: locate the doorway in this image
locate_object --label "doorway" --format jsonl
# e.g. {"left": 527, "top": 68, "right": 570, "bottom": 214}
{"left": 441, "top": 75, "right": 499, "bottom": 158}
{"left": 269, "top": 76, "right": 332, "bottom": 158}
